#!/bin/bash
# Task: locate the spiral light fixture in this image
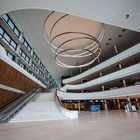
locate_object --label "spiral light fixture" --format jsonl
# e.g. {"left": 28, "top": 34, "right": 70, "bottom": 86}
{"left": 43, "top": 11, "right": 104, "bottom": 68}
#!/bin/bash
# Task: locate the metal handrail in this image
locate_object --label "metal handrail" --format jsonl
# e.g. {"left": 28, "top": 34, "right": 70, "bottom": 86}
{"left": 0, "top": 89, "right": 40, "bottom": 123}
{"left": 0, "top": 91, "right": 32, "bottom": 114}
{"left": 0, "top": 95, "right": 20, "bottom": 110}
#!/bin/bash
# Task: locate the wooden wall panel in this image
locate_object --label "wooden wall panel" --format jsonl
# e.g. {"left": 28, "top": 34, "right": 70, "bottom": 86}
{"left": 0, "top": 60, "right": 44, "bottom": 91}
{"left": 0, "top": 89, "right": 21, "bottom": 109}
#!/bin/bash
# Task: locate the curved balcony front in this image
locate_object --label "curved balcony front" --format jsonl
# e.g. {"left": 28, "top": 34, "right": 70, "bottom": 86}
{"left": 62, "top": 63, "right": 140, "bottom": 91}
{"left": 63, "top": 43, "right": 140, "bottom": 84}
{"left": 57, "top": 85, "right": 140, "bottom": 100}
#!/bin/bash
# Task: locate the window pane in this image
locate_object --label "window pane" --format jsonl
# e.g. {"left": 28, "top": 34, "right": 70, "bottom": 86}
{"left": 19, "top": 49, "right": 22, "bottom": 54}
{"left": 8, "top": 20, "right": 14, "bottom": 30}
{"left": 22, "top": 52, "right": 25, "bottom": 58}
{"left": 26, "top": 56, "right": 30, "bottom": 63}
{"left": 2, "top": 15, "right": 9, "bottom": 22}
{"left": 10, "top": 40, "right": 17, "bottom": 50}
{"left": 14, "top": 27, "right": 20, "bottom": 37}
{"left": 21, "top": 37, "right": 24, "bottom": 43}
{"left": 0, "top": 27, "right": 4, "bottom": 36}
{"left": 33, "top": 52, "right": 36, "bottom": 58}
{"left": 28, "top": 45, "right": 31, "bottom": 52}
{"left": 36, "top": 59, "right": 38, "bottom": 63}
{"left": 24, "top": 41, "right": 28, "bottom": 47}
{"left": 4, "top": 33, "right": 11, "bottom": 43}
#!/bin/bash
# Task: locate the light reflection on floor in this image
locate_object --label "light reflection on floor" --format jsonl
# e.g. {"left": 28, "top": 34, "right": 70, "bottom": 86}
{"left": 0, "top": 110, "right": 140, "bottom": 140}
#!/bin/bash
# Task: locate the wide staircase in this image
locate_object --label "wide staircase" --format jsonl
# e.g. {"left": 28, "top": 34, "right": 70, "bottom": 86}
{"left": 10, "top": 92, "right": 68, "bottom": 122}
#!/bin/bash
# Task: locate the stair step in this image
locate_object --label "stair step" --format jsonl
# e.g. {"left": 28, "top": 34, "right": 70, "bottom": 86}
{"left": 10, "top": 92, "right": 67, "bottom": 122}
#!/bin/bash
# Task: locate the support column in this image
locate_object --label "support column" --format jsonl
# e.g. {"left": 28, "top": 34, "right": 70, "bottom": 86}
{"left": 122, "top": 79, "right": 127, "bottom": 87}
{"left": 98, "top": 58, "right": 105, "bottom": 91}
{"left": 78, "top": 101, "right": 80, "bottom": 112}
{"left": 16, "top": 44, "right": 21, "bottom": 54}
{"left": 114, "top": 45, "right": 118, "bottom": 54}
{"left": 127, "top": 97, "right": 132, "bottom": 111}
{"left": 104, "top": 99, "right": 108, "bottom": 111}
{"left": 117, "top": 99, "right": 121, "bottom": 110}
{"left": 114, "top": 45, "right": 127, "bottom": 88}
{"left": 80, "top": 67, "right": 83, "bottom": 93}
{"left": 135, "top": 98, "right": 140, "bottom": 110}
{"left": 29, "top": 48, "right": 34, "bottom": 67}
{"left": 102, "top": 85, "right": 105, "bottom": 91}
{"left": 15, "top": 44, "right": 21, "bottom": 63}
{"left": 19, "top": 32, "right": 23, "bottom": 42}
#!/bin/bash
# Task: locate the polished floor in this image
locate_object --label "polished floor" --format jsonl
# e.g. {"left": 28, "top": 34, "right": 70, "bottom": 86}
{"left": 0, "top": 111, "right": 140, "bottom": 140}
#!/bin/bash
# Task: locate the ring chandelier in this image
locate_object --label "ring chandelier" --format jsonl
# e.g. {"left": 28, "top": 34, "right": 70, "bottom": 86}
{"left": 43, "top": 11, "right": 104, "bottom": 68}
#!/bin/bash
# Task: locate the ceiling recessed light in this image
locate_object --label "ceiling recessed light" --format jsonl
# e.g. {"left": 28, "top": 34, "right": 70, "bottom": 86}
{"left": 125, "top": 14, "right": 130, "bottom": 19}
{"left": 118, "top": 35, "right": 122, "bottom": 38}
{"left": 122, "top": 29, "right": 126, "bottom": 32}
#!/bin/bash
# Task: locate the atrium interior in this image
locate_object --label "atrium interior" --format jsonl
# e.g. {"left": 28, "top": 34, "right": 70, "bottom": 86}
{"left": 0, "top": 1, "right": 140, "bottom": 140}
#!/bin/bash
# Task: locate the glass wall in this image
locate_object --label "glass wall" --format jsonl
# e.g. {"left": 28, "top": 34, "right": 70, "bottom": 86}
{"left": 2, "top": 14, "right": 20, "bottom": 38}
{"left": 21, "top": 37, "right": 32, "bottom": 53}
{"left": 0, "top": 14, "right": 58, "bottom": 88}
{"left": 19, "top": 49, "right": 30, "bottom": 64}
{"left": 0, "top": 26, "right": 17, "bottom": 51}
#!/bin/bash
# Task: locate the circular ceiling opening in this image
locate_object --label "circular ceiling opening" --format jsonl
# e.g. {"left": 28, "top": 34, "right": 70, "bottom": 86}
{"left": 43, "top": 11, "right": 104, "bottom": 68}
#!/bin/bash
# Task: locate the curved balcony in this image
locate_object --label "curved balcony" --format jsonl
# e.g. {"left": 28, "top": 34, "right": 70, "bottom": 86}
{"left": 63, "top": 43, "right": 140, "bottom": 84}
{"left": 55, "top": 94, "right": 78, "bottom": 119}
{"left": 62, "top": 63, "right": 140, "bottom": 91}
{"left": 57, "top": 84, "right": 140, "bottom": 100}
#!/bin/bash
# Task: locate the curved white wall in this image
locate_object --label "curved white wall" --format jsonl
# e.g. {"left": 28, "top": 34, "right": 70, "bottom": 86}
{"left": 57, "top": 85, "right": 140, "bottom": 100}
{"left": 63, "top": 43, "right": 140, "bottom": 84}
{"left": 56, "top": 96, "right": 78, "bottom": 119}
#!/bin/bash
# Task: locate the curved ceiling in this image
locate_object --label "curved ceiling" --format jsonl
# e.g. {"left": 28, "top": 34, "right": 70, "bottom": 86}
{"left": 6, "top": 9, "right": 140, "bottom": 86}
{"left": 0, "top": 0, "right": 140, "bottom": 32}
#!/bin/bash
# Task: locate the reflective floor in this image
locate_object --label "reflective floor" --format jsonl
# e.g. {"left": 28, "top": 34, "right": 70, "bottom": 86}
{"left": 0, "top": 111, "right": 140, "bottom": 140}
